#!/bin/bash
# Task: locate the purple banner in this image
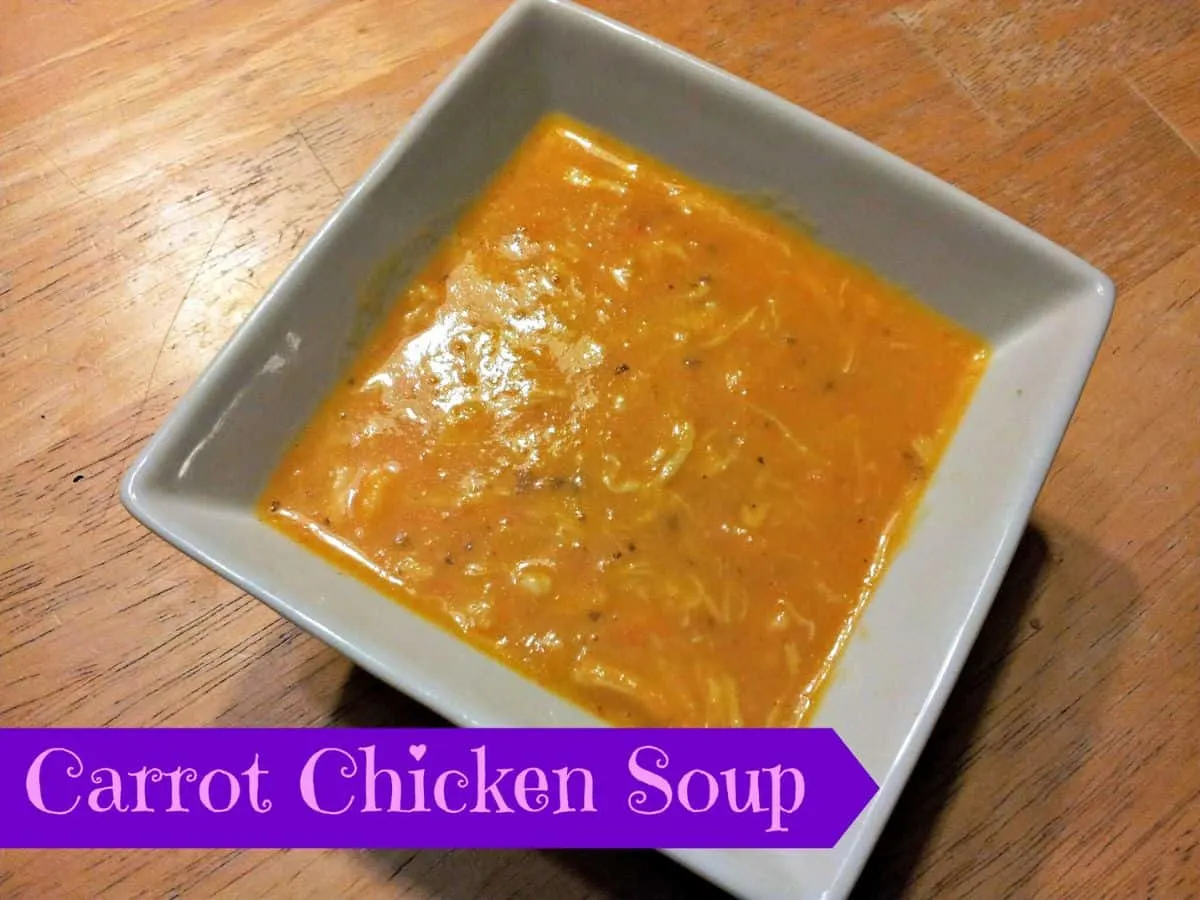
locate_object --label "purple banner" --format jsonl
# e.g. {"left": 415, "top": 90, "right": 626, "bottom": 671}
{"left": 0, "top": 729, "right": 876, "bottom": 849}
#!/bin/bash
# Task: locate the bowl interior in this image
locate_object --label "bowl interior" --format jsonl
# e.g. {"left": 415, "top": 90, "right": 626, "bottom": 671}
{"left": 122, "top": 1, "right": 1113, "bottom": 897}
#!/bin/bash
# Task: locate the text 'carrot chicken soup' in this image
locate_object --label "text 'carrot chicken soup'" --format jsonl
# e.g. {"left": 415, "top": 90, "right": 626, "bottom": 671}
{"left": 259, "top": 113, "right": 988, "bottom": 728}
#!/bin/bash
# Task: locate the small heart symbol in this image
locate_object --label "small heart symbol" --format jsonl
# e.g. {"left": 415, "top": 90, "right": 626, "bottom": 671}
{"left": 409, "top": 744, "right": 427, "bottom": 762}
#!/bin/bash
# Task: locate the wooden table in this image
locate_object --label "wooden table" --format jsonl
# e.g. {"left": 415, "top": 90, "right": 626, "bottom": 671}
{"left": 2, "top": 1, "right": 1197, "bottom": 897}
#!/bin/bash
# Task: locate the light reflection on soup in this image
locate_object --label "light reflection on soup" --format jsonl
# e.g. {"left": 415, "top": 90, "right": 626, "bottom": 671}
{"left": 259, "top": 113, "right": 989, "bottom": 727}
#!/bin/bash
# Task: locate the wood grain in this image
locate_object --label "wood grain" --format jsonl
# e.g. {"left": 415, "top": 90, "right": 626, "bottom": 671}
{"left": 1, "top": 0, "right": 1197, "bottom": 897}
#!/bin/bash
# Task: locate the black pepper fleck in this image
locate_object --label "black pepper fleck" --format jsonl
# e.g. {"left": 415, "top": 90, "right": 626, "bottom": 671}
{"left": 614, "top": 363, "right": 630, "bottom": 375}
{"left": 72, "top": 474, "right": 84, "bottom": 483}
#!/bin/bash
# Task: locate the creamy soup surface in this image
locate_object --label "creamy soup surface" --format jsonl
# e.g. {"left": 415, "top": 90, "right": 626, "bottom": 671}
{"left": 260, "top": 114, "right": 989, "bottom": 727}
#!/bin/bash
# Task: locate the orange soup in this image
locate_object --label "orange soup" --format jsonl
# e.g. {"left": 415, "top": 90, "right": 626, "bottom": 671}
{"left": 260, "top": 114, "right": 988, "bottom": 727}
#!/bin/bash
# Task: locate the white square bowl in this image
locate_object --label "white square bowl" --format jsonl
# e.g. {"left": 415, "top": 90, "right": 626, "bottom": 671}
{"left": 120, "top": 1, "right": 1114, "bottom": 897}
